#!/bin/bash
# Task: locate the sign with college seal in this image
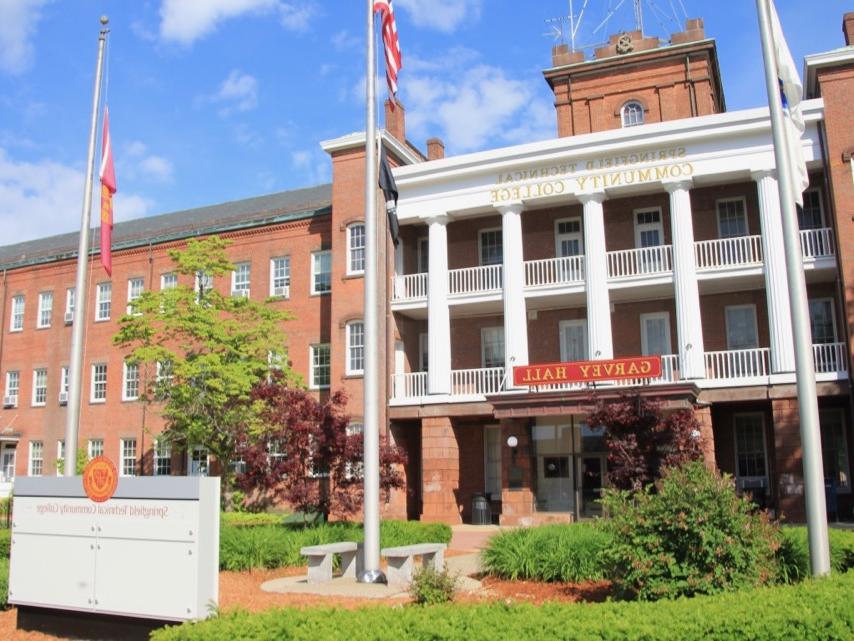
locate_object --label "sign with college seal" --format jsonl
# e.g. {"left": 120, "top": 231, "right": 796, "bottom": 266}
{"left": 513, "top": 355, "right": 662, "bottom": 386}
{"left": 82, "top": 456, "right": 119, "bottom": 503}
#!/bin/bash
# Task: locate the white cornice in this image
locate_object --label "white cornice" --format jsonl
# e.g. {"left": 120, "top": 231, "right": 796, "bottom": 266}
{"left": 319, "top": 130, "right": 424, "bottom": 165}
{"left": 804, "top": 46, "right": 854, "bottom": 98}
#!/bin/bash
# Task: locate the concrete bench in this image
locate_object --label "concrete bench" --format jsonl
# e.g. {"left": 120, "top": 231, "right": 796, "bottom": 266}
{"left": 380, "top": 543, "right": 447, "bottom": 586}
{"left": 300, "top": 542, "right": 359, "bottom": 583}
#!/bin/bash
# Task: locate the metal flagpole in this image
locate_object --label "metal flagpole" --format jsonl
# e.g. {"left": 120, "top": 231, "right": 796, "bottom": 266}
{"left": 359, "top": 0, "right": 385, "bottom": 583}
{"left": 64, "top": 16, "right": 110, "bottom": 476}
{"left": 755, "top": 0, "right": 830, "bottom": 576}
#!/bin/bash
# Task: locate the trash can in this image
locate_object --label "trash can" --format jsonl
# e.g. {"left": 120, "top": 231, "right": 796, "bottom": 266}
{"left": 471, "top": 493, "right": 491, "bottom": 525}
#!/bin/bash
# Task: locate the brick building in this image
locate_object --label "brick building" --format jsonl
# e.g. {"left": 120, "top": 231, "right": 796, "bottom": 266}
{"left": 2, "top": 15, "right": 853, "bottom": 525}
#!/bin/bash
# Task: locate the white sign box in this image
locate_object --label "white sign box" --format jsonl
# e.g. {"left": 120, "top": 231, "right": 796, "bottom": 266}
{"left": 9, "top": 476, "right": 220, "bottom": 622}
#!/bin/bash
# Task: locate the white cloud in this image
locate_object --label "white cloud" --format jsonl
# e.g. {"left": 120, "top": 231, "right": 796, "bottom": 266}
{"left": 209, "top": 70, "right": 258, "bottom": 115}
{"left": 0, "top": 0, "right": 49, "bottom": 74}
{"left": 394, "top": 0, "right": 482, "bottom": 33}
{"left": 122, "top": 141, "right": 174, "bottom": 183}
{"left": 159, "top": 0, "right": 316, "bottom": 45}
{"left": 290, "top": 148, "right": 329, "bottom": 185}
{"left": 331, "top": 30, "right": 359, "bottom": 51}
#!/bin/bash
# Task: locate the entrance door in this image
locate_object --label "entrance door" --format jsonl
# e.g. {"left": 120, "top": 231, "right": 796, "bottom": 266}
{"left": 578, "top": 455, "right": 606, "bottom": 518}
{"left": 560, "top": 319, "right": 588, "bottom": 362}
{"left": 0, "top": 443, "right": 15, "bottom": 487}
{"left": 533, "top": 423, "right": 574, "bottom": 512}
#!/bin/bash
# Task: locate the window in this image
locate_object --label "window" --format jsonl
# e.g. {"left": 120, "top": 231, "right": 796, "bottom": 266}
{"left": 95, "top": 282, "right": 111, "bottom": 321}
{"left": 809, "top": 298, "right": 837, "bottom": 344}
{"left": 60, "top": 366, "right": 69, "bottom": 402}
{"left": 820, "top": 409, "right": 850, "bottom": 492}
{"left": 725, "top": 305, "right": 758, "bottom": 350}
{"left": 231, "top": 262, "right": 251, "bottom": 297}
{"left": 555, "top": 218, "right": 583, "bottom": 257}
{"left": 481, "top": 327, "right": 505, "bottom": 368}
{"left": 28, "top": 441, "right": 43, "bottom": 476}
{"left": 799, "top": 189, "right": 824, "bottom": 230}
{"left": 310, "top": 344, "right": 331, "bottom": 389}
{"left": 559, "top": 319, "right": 588, "bottom": 362}
{"left": 347, "top": 223, "right": 366, "bottom": 274}
{"left": 88, "top": 439, "right": 103, "bottom": 460}
{"left": 91, "top": 363, "right": 107, "bottom": 402}
{"left": 37, "top": 292, "right": 53, "bottom": 328}
{"left": 346, "top": 321, "right": 365, "bottom": 375}
{"left": 734, "top": 413, "right": 767, "bottom": 486}
{"left": 122, "top": 362, "right": 140, "bottom": 401}
{"left": 194, "top": 271, "right": 214, "bottom": 301}
{"left": 10, "top": 295, "right": 24, "bottom": 331}
{"left": 120, "top": 438, "right": 136, "bottom": 476}
{"left": 417, "top": 238, "right": 429, "bottom": 273}
{"left": 56, "top": 441, "right": 65, "bottom": 475}
{"left": 270, "top": 256, "right": 291, "bottom": 297}
{"left": 154, "top": 439, "right": 172, "bottom": 476}
{"left": 345, "top": 422, "right": 364, "bottom": 479}
{"left": 161, "top": 272, "right": 178, "bottom": 290}
{"left": 640, "top": 312, "right": 672, "bottom": 356}
{"left": 189, "top": 446, "right": 209, "bottom": 477}
{"left": 717, "top": 198, "right": 749, "bottom": 238}
{"left": 311, "top": 251, "right": 332, "bottom": 294}
{"left": 621, "top": 100, "right": 644, "bottom": 127}
{"left": 127, "top": 278, "right": 144, "bottom": 313}
{"left": 1, "top": 444, "right": 15, "bottom": 483}
{"left": 484, "top": 426, "right": 502, "bottom": 498}
{"left": 479, "top": 229, "right": 503, "bottom": 266}
{"left": 65, "top": 288, "right": 75, "bottom": 322}
{"left": 634, "top": 208, "right": 663, "bottom": 248}
{"left": 4, "top": 371, "right": 20, "bottom": 405}
{"left": 419, "top": 332, "right": 429, "bottom": 372}
{"left": 32, "top": 368, "right": 47, "bottom": 406}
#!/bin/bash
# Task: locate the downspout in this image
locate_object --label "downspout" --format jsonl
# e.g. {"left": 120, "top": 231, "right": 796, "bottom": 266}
{"left": 685, "top": 55, "right": 698, "bottom": 117}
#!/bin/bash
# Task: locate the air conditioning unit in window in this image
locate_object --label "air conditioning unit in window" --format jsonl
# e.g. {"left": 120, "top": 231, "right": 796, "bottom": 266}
{"left": 3, "top": 395, "right": 17, "bottom": 408}
{"left": 64, "top": 312, "right": 74, "bottom": 324}
{"left": 59, "top": 391, "right": 68, "bottom": 405}
{"left": 273, "top": 286, "right": 289, "bottom": 298}
{"left": 231, "top": 289, "right": 250, "bottom": 298}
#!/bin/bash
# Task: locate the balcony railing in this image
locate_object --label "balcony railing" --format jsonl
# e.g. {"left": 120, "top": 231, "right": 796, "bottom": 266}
{"left": 449, "top": 264, "right": 502, "bottom": 296}
{"left": 393, "top": 273, "right": 428, "bottom": 302}
{"left": 705, "top": 347, "right": 770, "bottom": 380}
{"left": 607, "top": 245, "right": 672, "bottom": 279}
{"left": 695, "top": 235, "right": 763, "bottom": 271}
{"left": 800, "top": 228, "right": 835, "bottom": 260}
{"left": 391, "top": 372, "right": 427, "bottom": 399}
{"left": 814, "top": 342, "right": 848, "bottom": 374}
{"left": 525, "top": 255, "right": 585, "bottom": 288}
{"left": 451, "top": 367, "right": 505, "bottom": 395}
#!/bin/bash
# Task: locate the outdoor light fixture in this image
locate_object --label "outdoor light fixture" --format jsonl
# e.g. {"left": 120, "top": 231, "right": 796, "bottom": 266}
{"left": 506, "top": 435, "right": 518, "bottom": 448}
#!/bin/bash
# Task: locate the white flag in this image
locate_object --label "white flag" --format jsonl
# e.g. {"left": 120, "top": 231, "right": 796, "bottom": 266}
{"left": 769, "top": 0, "right": 809, "bottom": 206}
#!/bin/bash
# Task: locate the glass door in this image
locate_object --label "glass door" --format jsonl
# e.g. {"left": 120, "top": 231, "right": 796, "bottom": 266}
{"left": 533, "top": 423, "right": 574, "bottom": 512}
{"left": 1, "top": 444, "right": 15, "bottom": 483}
{"left": 578, "top": 455, "right": 606, "bottom": 518}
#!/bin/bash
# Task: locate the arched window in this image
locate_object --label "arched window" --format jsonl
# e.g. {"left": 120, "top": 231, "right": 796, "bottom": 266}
{"left": 621, "top": 101, "right": 644, "bottom": 128}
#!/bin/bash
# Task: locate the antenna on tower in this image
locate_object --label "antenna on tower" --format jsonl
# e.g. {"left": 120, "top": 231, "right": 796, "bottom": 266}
{"left": 544, "top": 0, "right": 591, "bottom": 51}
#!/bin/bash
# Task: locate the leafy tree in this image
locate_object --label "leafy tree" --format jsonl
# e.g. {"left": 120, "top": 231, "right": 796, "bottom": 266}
{"left": 114, "top": 236, "right": 296, "bottom": 504}
{"left": 56, "top": 447, "right": 89, "bottom": 475}
{"left": 235, "top": 374, "right": 407, "bottom": 521}
{"left": 586, "top": 395, "right": 704, "bottom": 492}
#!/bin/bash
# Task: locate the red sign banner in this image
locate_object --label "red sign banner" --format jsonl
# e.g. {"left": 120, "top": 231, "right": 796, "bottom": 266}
{"left": 513, "top": 356, "right": 662, "bottom": 386}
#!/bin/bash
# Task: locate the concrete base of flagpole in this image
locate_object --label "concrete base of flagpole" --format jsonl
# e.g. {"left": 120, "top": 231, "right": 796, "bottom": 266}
{"left": 358, "top": 569, "right": 388, "bottom": 584}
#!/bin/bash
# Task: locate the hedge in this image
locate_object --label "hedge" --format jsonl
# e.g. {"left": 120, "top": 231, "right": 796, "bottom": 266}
{"left": 220, "top": 513, "right": 287, "bottom": 528}
{"left": 778, "top": 526, "right": 854, "bottom": 582}
{"left": 0, "top": 557, "right": 7, "bottom": 610}
{"left": 152, "top": 570, "right": 854, "bottom": 641}
{"left": 220, "top": 520, "right": 452, "bottom": 571}
{"left": 0, "top": 529, "right": 9, "bottom": 558}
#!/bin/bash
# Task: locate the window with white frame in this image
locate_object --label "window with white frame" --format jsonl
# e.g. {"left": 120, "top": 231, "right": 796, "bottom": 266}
{"left": 820, "top": 409, "right": 850, "bottom": 492}
{"left": 621, "top": 100, "right": 644, "bottom": 127}
{"left": 346, "top": 321, "right": 365, "bottom": 375}
{"left": 161, "top": 272, "right": 178, "bottom": 290}
{"left": 634, "top": 208, "right": 664, "bottom": 248}
{"left": 419, "top": 332, "right": 428, "bottom": 372}
{"left": 809, "top": 298, "right": 837, "bottom": 344}
{"left": 91, "top": 363, "right": 108, "bottom": 402}
{"left": 417, "top": 238, "right": 429, "bottom": 273}
{"left": 270, "top": 256, "right": 291, "bottom": 297}
{"left": 32, "top": 368, "right": 47, "bottom": 406}
{"left": 717, "top": 198, "right": 749, "bottom": 238}
{"left": 65, "top": 287, "right": 75, "bottom": 322}
{"left": 10, "top": 295, "right": 24, "bottom": 331}
{"left": 154, "top": 439, "right": 172, "bottom": 476}
{"left": 120, "top": 438, "right": 137, "bottom": 476}
{"left": 309, "top": 343, "right": 331, "bottom": 389}
{"left": 5, "top": 371, "right": 20, "bottom": 405}
{"left": 37, "top": 292, "right": 53, "bottom": 328}
{"left": 95, "top": 282, "right": 111, "bottom": 321}
{"left": 311, "top": 251, "right": 332, "bottom": 294}
{"left": 56, "top": 440, "right": 65, "bottom": 475}
{"left": 559, "top": 319, "right": 588, "bottom": 362}
{"left": 734, "top": 413, "right": 767, "bottom": 486}
{"left": 555, "top": 218, "right": 583, "bottom": 257}
{"left": 189, "top": 446, "right": 209, "bottom": 476}
{"left": 799, "top": 189, "right": 824, "bottom": 230}
{"left": 481, "top": 327, "right": 505, "bottom": 368}
{"left": 640, "top": 312, "right": 672, "bottom": 356}
{"left": 194, "top": 271, "right": 214, "bottom": 301}
{"left": 231, "top": 262, "right": 251, "bottom": 297}
{"left": 725, "top": 305, "right": 758, "bottom": 350}
{"left": 127, "top": 278, "right": 144, "bottom": 313}
{"left": 345, "top": 422, "right": 364, "bottom": 479}
{"left": 60, "top": 366, "right": 69, "bottom": 402}
{"left": 122, "top": 362, "right": 140, "bottom": 401}
{"left": 268, "top": 439, "right": 286, "bottom": 467}
{"left": 347, "top": 223, "right": 366, "bottom": 274}
{"left": 28, "top": 441, "right": 43, "bottom": 476}
{"left": 88, "top": 438, "right": 103, "bottom": 459}
{"left": 479, "top": 229, "right": 503, "bottom": 266}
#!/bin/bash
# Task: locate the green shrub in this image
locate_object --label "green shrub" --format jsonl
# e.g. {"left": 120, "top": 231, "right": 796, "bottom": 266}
{"left": 0, "top": 557, "right": 7, "bottom": 610}
{"left": 777, "top": 527, "right": 854, "bottom": 583}
{"left": 151, "top": 570, "right": 854, "bottom": 641}
{"left": 0, "top": 529, "right": 10, "bottom": 558}
{"left": 220, "top": 512, "right": 286, "bottom": 528}
{"left": 600, "top": 462, "right": 780, "bottom": 600}
{"left": 409, "top": 565, "right": 458, "bottom": 605}
{"left": 482, "top": 523, "right": 611, "bottom": 582}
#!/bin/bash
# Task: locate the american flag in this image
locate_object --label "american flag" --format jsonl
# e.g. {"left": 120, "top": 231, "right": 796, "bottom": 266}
{"left": 374, "top": 0, "right": 402, "bottom": 104}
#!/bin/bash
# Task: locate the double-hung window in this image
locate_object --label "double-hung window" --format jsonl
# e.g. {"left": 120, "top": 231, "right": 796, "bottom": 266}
{"left": 310, "top": 344, "right": 331, "bottom": 389}
{"left": 120, "top": 438, "right": 137, "bottom": 476}
{"left": 347, "top": 224, "right": 366, "bottom": 275}
{"left": 60, "top": 367, "right": 69, "bottom": 403}
{"left": 32, "top": 368, "right": 47, "bottom": 407}
{"left": 481, "top": 327, "right": 505, "bottom": 368}
{"left": 88, "top": 438, "right": 104, "bottom": 459}
{"left": 799, "top": 189, "right": 824, "bottom": 230}
{"left": 65, "top": 288, "right": 75, "bottom": 323}
{"left": 37, "top": 292, "right": 53, "bottom": 328}
{"left": 4, "top": 371, "right": 20, "bottom": 406}
{"left": 10, "top": 295, "right": 24, "bottom": 331}
{"left": 231, "top": 262, "right": 251, "bottom": 298}
{"left": 95, "top": 283, "right": 112, "bottom": 321}
{"left": 127, "top": 278, "right": 144, "bottom": 313}
{"left": 161, "top": 272, "right": 178, "bottom": 290}
{"left": 346, "top": 321, "right": 365, "bottom": 375}
{"left": 28, "top": 441, "right": 43, "bottom": 476}
{"left": 479, "top": 229, "right": 503, "bottom": 266}
{"left": 311, "top": 251, "right": 331, "bottom": 295}
{"left": 122, "top": 362, "right": 140, "bottom": 401}
{"left": 725, "top": 305, "right": 758, "bottom": 350}
{"left": 717, "top": 198, "right": 749, "bottom": 238}
{"left": 154, "top": 439, "right": 172, "bottom": 476}
{"left": 189, "top": 447, "right": 209, "bottom": 477}
{"left": 91, "top": 363, "right": 108, "bottom": 403}
{"left": 808, "top": 298, "right": 837, "bottom": 344}
{"left": 640, "top": 312, "right": 672, "bottom": 356}
{"left": 270, "top": 257, "right": 291, "bottom": 297}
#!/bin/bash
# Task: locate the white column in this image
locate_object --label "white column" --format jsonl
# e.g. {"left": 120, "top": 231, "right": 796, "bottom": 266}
{"left": 427, "top": 216, "right": 452, "bottom": 394}
{"left": 752, "top": 170, "right": 796, "bottom": 373}
{"left": 665, "top": 180, "right": 706, "bottom": 379}
{"left": 580, "top": 193, "right": 613, "bottom": 360}
{"left": 497, "top": 203, "right": 529, "bottom": 386}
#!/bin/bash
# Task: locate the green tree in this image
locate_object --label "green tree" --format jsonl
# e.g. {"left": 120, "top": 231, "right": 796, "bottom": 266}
{"left": 56, "top": 447, "right": 89, "bottom": 475}
{"left": 114, "top": 236, "right": 297, "bottom": 505}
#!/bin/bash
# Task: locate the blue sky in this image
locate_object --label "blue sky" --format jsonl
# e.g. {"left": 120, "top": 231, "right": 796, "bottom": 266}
{"left": 0, "top": 0, "right": 847, "bottom": 246}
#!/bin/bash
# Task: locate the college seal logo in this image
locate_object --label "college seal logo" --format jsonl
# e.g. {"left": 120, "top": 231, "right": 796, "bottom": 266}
{"left": 82, "top": 456, "right": 119, "bottom": 503}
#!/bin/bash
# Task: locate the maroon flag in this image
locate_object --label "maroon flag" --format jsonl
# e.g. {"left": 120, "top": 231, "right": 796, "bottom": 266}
{"left": 374, "top": 0, "right": 402, "bottom": 106}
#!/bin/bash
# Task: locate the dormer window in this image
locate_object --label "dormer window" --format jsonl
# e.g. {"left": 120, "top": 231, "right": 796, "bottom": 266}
{"left": 621, "top": 100, "right": 644, "bottom": 127}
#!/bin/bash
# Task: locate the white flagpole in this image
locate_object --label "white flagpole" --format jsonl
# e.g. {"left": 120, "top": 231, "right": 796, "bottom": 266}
{"left": 755, "top": 0, "right": 830, "bottom": 576}
{"left": 359, "top": 0, "right": 385, "bottom": 583}
{"left": 64, "top": 16, "right": 110, "bottom": 476}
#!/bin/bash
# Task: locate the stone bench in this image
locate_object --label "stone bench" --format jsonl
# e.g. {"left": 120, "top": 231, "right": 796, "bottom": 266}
{"left": 300, "top": 542, "right": 359, "bottom": 583}
{"left": 380, "top": 543, "right": 447, "bottom": 586}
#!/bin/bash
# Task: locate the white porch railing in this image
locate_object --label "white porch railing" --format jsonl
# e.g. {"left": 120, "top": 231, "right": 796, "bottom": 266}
{"left": 448, "top": 264, "right": 502, "bottom": 296}
{"left": 705, "top": 348, "right": 770, "bottom": 379}
{"left": 392, "top": 273, "right": 428, "bottom": 302}
{"left": 694, "top": 235, "right": 763, "bottom": 271}
{"left": 391, "top": 372, "right": 427, "bottom": 399}
{"left": 607, "top": 245, "right": 672, "bottom": 279}
{"left": 622, "top": 354, "right": 680, "bottom": 386}
{"left": 524, "top": 255, "right": 585, "bottom": 288}
{"left": 814, "top": 342, "right": 848, "bottom": 374}
{"left": 800, "top": 228, "right": 835, "bottom": 259}
{"left": 451, "top": 367, "right": 505, "bottom": 395}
